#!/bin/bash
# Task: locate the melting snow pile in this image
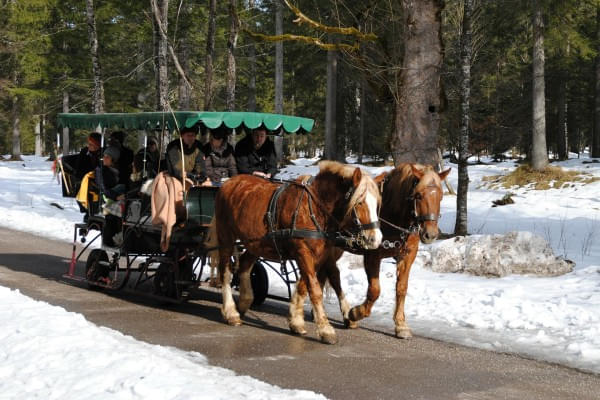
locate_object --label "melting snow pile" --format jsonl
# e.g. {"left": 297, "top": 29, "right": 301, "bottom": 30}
{"left": 422, "top": 231, "right": 574, "bottom": 277}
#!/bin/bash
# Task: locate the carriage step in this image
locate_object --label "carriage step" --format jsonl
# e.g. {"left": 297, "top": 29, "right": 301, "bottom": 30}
{"left": 97, "top": 261, "right": 112, "bottom": 267}
{"left": 148, "top": 257, "right": 175, "bottom": 264}
{"left": 174, "top": 280, "right": 195, "bottom": 286}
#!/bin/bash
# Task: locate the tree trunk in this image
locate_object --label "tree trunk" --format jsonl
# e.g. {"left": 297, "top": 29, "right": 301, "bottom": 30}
{"left": 204, "top": 0, "right": 216, "bottom": 110}
{"left": 178, "top": 37, "right": 191, "bottom": 109}
{"left": 324, "top": 43, "right": 337, "bottom": 161}
{"left": 10, "top": 93, "right": 22, "bottom": 161}
{"left": 247, "top": 0, "right": 257, "bottom": 111}
{"left": 40, "top": 113, "right": 46, "bottom": 156}
{"left": 531, "top": 0, "right": 548, "bottom": 170}
{"left": 85, "top": 0, "right": 105, "bottom": 114}
{"left": 557, "top": 79, "right": 568, "bottom": 160}
{"left": 153, "top": 0, "right": 169, "bottom": 112}
{"left": 275, "top": 0, "right": 283, "bottom": 114}
{"left": 391, "top": 0, "right": 444, "bottom": 167}
{"left": 35, "top": 116, "right": 42, "bottom": 156}
{"left": 226, "top": 0, "right": 238, "bottom": 111}
{"left": 593, "top": 4, "right": 600, "bottom": 158}
{"left": 358, "top": 80, "right": 365, "bottom": 164}
{"left": 62, "top": 91, "right": 70, "bottom": 156}
{"left": 455, "top": 0, "right": 472, "bottom": 237}
{"left": 335, "top": 60, "right": 346, "bottom": 162}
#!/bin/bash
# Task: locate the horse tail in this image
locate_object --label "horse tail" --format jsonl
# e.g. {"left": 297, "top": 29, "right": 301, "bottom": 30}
{"left": 205, "top": 217, "right": 221, "bottom": 287}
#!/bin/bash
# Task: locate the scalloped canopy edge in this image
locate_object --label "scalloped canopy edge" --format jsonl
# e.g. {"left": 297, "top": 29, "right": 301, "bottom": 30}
{"left": 57, "top": 111, "right": 314, "bottom": 134}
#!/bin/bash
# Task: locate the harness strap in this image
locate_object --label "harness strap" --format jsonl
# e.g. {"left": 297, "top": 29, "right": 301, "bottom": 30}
{"left": 266, "top": 182, "right": 290, "bottom": 233}
{"left": 265, "top": 229, "right": 326, "bottom": 240}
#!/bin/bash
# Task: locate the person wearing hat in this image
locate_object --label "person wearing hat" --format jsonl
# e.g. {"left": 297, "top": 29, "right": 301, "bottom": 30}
{"left": 234, "top": 125, "right": 278, "bottom": 178}
{"left": 74, "top": 132, "right": 102, "bottom": 180}
{"left": 96, "top": 146, "right": 126, "bottom": 247}
{"left": 202, "top": 125, "right": 237, "bottom": 185}
{"left": 107, "top": 130, "right": 134, "bottom": 188}
{"left": 96, "top": 146, "right": 125, "bottom": 201}
{"left": 166, "top": 125, "right": 211, "bottom": 186}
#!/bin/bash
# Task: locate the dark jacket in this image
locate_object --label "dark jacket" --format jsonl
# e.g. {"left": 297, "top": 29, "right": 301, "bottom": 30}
{"left": 133, "top": 148, "right": 162, "bottom": 180}
{"left": 75, "top": 147, "right": 101, "bottom": 180}
{"left": 202, "top": 142, "right": 237, "bottom": 183}
{"left": 234, "top": 135, "right": 278, "bottom": 176}
{"left": 165, "top": 139, "right": 207, "bottom": 182}
{"left": 95, "top": 164, "right": 123, "bottom": 201}
{"left": 117, "top": 145, "right": 134, "bottom": 186}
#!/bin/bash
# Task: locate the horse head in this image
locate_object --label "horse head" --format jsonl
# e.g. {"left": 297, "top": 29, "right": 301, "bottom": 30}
{"left": 317, "top": 161, "right": 382, "bottom": 250}
{"left": 409, "top": 164, "right": 451, "bottom": 244}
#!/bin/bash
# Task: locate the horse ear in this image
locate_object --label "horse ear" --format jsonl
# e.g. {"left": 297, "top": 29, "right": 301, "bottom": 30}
{"left": 352, "top": 167, "right": 362, "bottom": 187}
{"left": 438, "top": 168, "right": 451, "bottom": 181}
{"left": 410, "top": 164, "right": 424, "bottom": 179}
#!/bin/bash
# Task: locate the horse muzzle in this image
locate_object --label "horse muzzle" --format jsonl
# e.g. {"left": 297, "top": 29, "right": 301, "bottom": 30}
{"left": 360, "top": 225, "right": 383, "bottom": 249}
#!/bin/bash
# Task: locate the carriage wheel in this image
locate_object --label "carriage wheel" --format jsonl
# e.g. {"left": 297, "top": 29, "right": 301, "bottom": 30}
{"left": 153, "top": 263, "right": 177, "bottom": 299}
{"left": 231, "top": 260, "right": 269, "bottom": 306}
{"left": 250, "top": 260, "right": 269, "bottom": 306}
{"left": 85, "top": 249, "right": 109, "bottom": 290}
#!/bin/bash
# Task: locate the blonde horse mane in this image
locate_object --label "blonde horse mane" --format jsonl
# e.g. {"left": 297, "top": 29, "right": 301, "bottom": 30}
{"left": 318, "top": 160, "right": 381, "bottom": 219}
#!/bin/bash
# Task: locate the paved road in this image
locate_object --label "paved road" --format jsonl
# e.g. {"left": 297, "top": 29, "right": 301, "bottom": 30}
{"left": 0, "top": 228, "right": 598, "bottom": 399}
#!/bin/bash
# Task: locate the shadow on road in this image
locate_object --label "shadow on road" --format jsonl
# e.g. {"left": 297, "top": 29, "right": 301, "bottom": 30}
{"left": 0, "top": 251, "right": 326, "bottom": 340}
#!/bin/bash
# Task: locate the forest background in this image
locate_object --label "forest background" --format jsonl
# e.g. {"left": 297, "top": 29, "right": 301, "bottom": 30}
{"left": 1, "top": 0, "right": 600, "bottom": 166}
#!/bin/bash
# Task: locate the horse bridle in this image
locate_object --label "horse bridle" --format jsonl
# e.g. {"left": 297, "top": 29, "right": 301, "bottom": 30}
{"left": 377, "top": 176, "right": 441, "bottom": 249}
{"left": 409, "top": 182, "right": 442, "bottom": 225}
{"left": 343, "top": 185, "right": 381, "bottom": 232}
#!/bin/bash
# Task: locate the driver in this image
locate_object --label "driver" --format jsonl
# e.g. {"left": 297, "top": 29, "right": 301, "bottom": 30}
{"left": 234, "top": 126, "right": 278, "bottom": 178}
{"left": 165, "top": 125, "right": 211, "bottom": 186}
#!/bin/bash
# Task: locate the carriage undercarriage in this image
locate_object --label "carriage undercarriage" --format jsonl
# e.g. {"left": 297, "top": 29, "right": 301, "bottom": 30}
{"left": 62, "top": 210, "right": 302, "bottom": 306}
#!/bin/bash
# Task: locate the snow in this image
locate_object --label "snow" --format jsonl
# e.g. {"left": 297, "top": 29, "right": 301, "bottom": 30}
{"left": 1, "top": 154, "right": 600, "bottom": 398}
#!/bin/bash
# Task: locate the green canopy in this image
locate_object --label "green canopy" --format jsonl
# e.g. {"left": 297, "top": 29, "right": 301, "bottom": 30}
{"left": 57, "top": 111, "right": 314, "bottom": 134}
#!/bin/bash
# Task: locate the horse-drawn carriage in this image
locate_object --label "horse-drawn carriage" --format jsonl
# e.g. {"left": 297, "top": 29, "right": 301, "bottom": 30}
{"left": 58, "top": 111, "right": 314, "bottom": 305}
{"left": 57, "top": 110, "right": 450, "bottom": 344}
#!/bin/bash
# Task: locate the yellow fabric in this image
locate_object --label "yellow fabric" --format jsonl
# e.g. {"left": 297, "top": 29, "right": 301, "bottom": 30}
{"left": 75, "top": 171, "right": 98, "bottom": 209}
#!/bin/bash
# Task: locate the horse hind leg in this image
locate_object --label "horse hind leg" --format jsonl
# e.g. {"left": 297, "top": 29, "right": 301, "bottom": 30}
{"left": 219, "top": 241, "right": 242, "bottom": 326}
{"left": 236, "top": 251, "right": 258, "bottom": 316}
{"left": 288, "top": 277, "right": 308, "bottom": 335}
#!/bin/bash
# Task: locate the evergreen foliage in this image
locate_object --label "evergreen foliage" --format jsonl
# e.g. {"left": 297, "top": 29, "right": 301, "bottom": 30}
{"left": 0, "top": 0, "right": 599, "bottom": 160}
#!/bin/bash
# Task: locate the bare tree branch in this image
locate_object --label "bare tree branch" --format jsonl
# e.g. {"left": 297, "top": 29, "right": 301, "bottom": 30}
{"left": 150, "top": 0, "right": 193, "bottom": 91}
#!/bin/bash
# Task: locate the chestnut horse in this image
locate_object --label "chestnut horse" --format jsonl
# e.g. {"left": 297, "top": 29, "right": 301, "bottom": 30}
{"left": 212, "top": 161, "right": 382, "bottom": 344}
{"left": 297, "top": 163, "right": 450, "bottom": 338}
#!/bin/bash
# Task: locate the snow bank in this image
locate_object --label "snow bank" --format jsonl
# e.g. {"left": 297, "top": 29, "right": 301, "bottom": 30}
{"left": 422, "top": 231, "right": 574, "bottom": 277}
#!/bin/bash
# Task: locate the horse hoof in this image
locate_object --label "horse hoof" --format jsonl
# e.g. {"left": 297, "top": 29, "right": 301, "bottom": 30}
{"left": 348, "top": 307, "right": 362, "bottom": 322}
{"left": 289, "top": 324, "right": 307, "bottom": 336}
{"left": 320, "top": 333, "right": 338, "bottom": 345}
{"left": 344, "top": 318, "right": 359, "bottom": 329}
{"left": 395, "top": 327, "right": 412, "bottom": 339}
{"left": 226, "top": 317, "right": 242, "bottom": 326}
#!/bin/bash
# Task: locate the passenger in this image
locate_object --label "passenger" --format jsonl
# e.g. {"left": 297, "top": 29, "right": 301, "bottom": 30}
{"left": 107, "top": 131, "right": 134, "bottom": 188}
{"left": 96, "top": 146, "right": 125, "bottom": 202}
{"left": 74, "top": 132, "right": 102, "bottom": 180}
{"left": 95, "top": 146, "right": 125, "bottom": 247}
{"left": 166, "top": 126, "right": 211, "bottom": 187}
{"left": 202, "top": 125, "right": 237, "bottom": 185}
{"left": 234, "top": 126, "right": 278, "bottom": 178}
{"left": 132, "top": 136, "right": 161, "bottom": 182}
